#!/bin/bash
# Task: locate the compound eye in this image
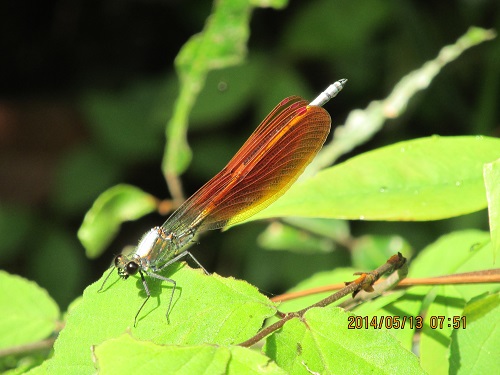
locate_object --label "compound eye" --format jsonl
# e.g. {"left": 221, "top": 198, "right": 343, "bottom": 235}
{"left": 126, "top": 262, "right": 139, "bottom": 275}
{"left": 114, "top": 254, "right": 124, "bottom": 267}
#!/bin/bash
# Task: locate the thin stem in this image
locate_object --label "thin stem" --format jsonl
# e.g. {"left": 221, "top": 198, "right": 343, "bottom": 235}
{"left": 238, "top": 253, "right": 407, "bottom": 347}
{"left": 271, "top": 269, "right": 500, "bottom": 303}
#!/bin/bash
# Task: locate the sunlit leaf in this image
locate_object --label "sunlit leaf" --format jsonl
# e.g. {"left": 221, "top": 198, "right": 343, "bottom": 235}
{"left": 78, "top": 184, "right": 157, "bottom": 258}
{"left": 0, "top": 271, "right": 59, "bottom": 350}
{"left": 264, "top": 306, "right": 424, "bottom": 374}
{"left": 94, "top": 334, "right": 287, "bottom": 375}
{"left": 449, "top": 293, "right": 499, "bottom": 374}
{"left": 34, "top": 265, "right": 275, "bottom": 374}
{"left": 250, "top": 136, "right": 500, "bottom": 222}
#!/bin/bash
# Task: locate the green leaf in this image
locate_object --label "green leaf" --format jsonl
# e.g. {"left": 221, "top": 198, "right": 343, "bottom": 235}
{"left": 35, "top": 265, "right": 275, "bottom": 374}
{"left": 249, "top": 136, "right": 500, "bottom": 222}
{"left": 353, "top": 230, "right": 498, "bottom": 355}
{"left": 484, "top": 159, "right": 500, "bottom": 261}
{"left": 0, "top": 271, "right": 59, "bottom": 350}
{"left": 409, "top": 230, "right": 499, "bottom": 374}
{"left": 94, "top": 334, "right": 287, "bottom": 375}
{"left": 408, "top": 230, "right": 495, "bottom": 279}
{"left": 351, "top": 287, "right": 421, "bottom": 352}
{"left": 418, "top": 285, "right": 466, "bottom": 375}
{"left": 449, "top": 292, "right": 500, "bottom": 374}
{"left": 77, "top": 184, "right": 157, "bottom": 258}
{"left": 264, "top": 306, "right": 424, "bottom": 374}
{"left": 162, "top": 0, "right": 288, "bottom": 176}
{"left": 227, "top": 345, "right": 286, "bottom": 375}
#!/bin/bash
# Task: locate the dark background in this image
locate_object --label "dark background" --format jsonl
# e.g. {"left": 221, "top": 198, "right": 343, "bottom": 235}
{"left": 1, "top": 0, "right": 499, "bottom": 309}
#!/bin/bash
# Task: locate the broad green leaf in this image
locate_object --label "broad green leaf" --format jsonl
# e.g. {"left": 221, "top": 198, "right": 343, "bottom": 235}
{"left": 354, "top": 230, "right": 498, "bottom": 354}
{"left": 449, "top": 293, "right": 500, "bottom": 374}
{"left": 0, "top": 271, "right": 59, "bottom": 350}
{"left": 249, "top": 136, "right": 500, "bottom": 222}
{"left": 390, "top": 230, "right": 497, "bottom": 374}
{"left": 484, "top": 159, "right": 500, "bottom": 261}
{"left": 227, "top": 345, "right": 286, "bottom": 375}
{"left": 352, "top": 286, "right": 424, "bottom": 352}
{"left": 78, "top": 184, "right": 157, "bottom": 259}
{"left": 35, "top": 265, "right": 275, "bottom": 374}
{"left": 163, "top": 0, "right": 288, "bottom": 176}
{"left": 418, "top": 285, "right": 465, "bottom": 375}
{"left": 408, "top": 230, "right": 496, "bottom": 280}
{"left": 264, "top": 306, "right": 424, "bottom": 374}
{"left": 94, "top": 334, "right": 287, "bottom": 375}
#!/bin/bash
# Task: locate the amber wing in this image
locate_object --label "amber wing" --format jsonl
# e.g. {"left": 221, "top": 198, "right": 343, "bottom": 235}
{"left": 162, "top": 96, "right": 331, "bottom": 234}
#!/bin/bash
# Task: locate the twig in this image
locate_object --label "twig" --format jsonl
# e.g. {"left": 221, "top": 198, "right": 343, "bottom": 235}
{"left": 238, "top": 253, "right": 407, "bottom": 347}
{"left": 165, "top": 173, "right": 185, "bottom": 208}
{"left": 271, "top": 269, "right": 500, "bottom": 302}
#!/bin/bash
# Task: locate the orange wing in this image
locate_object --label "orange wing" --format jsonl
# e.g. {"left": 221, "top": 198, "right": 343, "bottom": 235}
{"left": 162, "top": 96, "right": 331, "bottom": 235}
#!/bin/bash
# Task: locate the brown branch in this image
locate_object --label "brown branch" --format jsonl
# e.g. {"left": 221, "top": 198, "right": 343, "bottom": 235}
{"left": 339, "top": 259, "right": 409, "bottom": 310}
{"left": 396, "top": 269, "right": 500, "bottom": 286}
{"left": 271, "top": 268, "right": 500, "bottom": 302}
{"left": 156, "top": 198, "right": 176, "bottom": 216}
{"left": 166, "top": 172, "right": 185, "bottom": 208}
{"left": 238, "top": 252, "right": 407, "bottom": 347}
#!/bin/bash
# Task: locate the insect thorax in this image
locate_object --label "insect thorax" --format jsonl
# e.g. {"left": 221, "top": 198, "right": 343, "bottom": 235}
{"left": 132, "top": 226, "right": 194, "bottom": 270}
